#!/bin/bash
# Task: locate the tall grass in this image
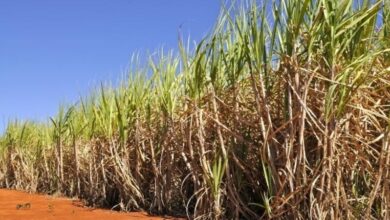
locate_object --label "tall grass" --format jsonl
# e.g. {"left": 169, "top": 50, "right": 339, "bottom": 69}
{"left": 1, "top": 0, "right": 389, "bottom": 219}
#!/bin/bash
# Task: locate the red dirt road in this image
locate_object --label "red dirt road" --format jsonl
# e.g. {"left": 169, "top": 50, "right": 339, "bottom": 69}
{"left": 0, "top": 189, "right": 174, "bottom": 220}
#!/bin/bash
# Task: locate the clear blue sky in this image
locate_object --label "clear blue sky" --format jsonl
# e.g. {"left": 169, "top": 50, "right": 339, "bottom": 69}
{"left": 0, "top": 0, "right": 221, "bottom": 133}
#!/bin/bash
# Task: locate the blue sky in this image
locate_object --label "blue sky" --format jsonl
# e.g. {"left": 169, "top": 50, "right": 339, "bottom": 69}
{"left": 0, "top": 0, "right": 220, "bottom": 133}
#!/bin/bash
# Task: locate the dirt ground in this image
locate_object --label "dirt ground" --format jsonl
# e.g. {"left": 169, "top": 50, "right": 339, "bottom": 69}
{"left": 0, "top": 189, "right": 178, "bottom": 220}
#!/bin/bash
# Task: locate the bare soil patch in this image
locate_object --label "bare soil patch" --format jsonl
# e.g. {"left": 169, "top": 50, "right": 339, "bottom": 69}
{"left": 0, "top": 189, "right": 176, "bottom": 220}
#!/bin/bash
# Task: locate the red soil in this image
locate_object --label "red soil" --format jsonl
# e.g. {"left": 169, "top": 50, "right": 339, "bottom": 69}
{"left": 0, "top": 189, "right": 176, "bottom": 220}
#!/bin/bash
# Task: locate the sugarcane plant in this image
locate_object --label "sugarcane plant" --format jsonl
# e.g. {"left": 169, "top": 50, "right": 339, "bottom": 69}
{"left": 0, "top": 0, "right": 389, "bottom": 219}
